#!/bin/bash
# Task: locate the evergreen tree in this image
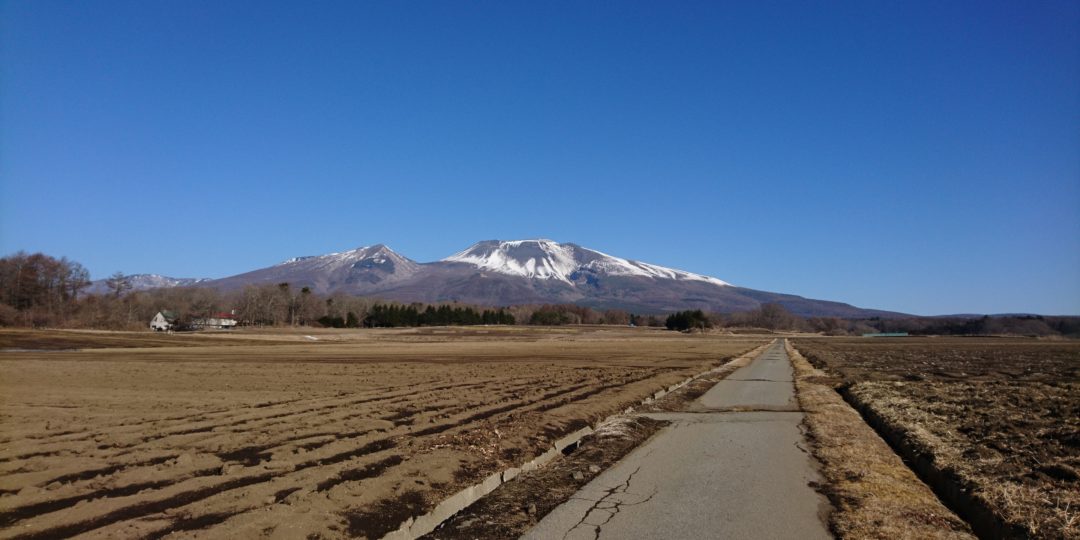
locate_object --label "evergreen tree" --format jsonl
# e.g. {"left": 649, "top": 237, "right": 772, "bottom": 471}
{"left": 665, "top": 310, "right": 711, "bottom": 331}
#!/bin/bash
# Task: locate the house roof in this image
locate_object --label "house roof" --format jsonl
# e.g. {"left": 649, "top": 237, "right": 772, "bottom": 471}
{"left": 159, "top": 310, "right": 179, "bottom": 321}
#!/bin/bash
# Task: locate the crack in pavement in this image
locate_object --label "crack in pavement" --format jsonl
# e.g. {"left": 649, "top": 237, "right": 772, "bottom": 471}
{"left": 674, "top": 407, "right": 803, "bottom": 414}
{"left": 722, "top": 378, "right": 794, "bottom": 383}
{"left": 561, "top": 462, "right": 657, "bottom": 540}
{"left": 529, "top": 341, "right": 831, "bottom": 540}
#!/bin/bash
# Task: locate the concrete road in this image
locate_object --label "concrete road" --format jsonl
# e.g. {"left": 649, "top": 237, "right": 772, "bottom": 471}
{"left": 522, "top": 340, "right": 831, "bottom": 540}
{"left": 693, "top": 341, "right": 799, "bottom": 412}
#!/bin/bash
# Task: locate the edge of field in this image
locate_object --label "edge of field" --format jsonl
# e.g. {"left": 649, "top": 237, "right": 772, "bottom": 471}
{"left": 785, "top": 340, "right": 975, "bottom": 539}
{"left": 404, "top": 341, "right": 774, "bottom": 540}
{"left": 0, "top": 329, "right": 774, "bottom": 540}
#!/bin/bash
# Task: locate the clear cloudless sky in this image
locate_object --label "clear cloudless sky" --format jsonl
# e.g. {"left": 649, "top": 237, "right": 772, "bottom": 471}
{"left": 1, "top": 1, "right": 1078, "bottom": 315}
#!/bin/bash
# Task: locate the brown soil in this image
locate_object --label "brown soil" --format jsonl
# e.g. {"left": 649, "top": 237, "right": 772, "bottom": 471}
{"left": 416, "top": 341, "right": 771, "bottom": 539}
{"left": 793, "top": 337, "right": 1080, "bottom": 383}
{"left": 793, "top": 338, "right": 1080, "bottom": 539}
{"left": 0, "top": 326, "right": 765, "bottom": 539}
{"left": 420, "top": 416, "right": 668, "bottom": 540}
{"left": 0, "top": 328, "right": 300, "bottom": 350}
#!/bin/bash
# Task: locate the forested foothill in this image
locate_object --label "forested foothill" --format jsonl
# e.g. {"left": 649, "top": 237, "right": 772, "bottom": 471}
{"left": 1, "top": 252, "right": 1077, "bottom": 337}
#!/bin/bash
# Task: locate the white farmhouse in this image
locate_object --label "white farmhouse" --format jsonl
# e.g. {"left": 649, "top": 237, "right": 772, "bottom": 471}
{"left": 150, "top": 310, "right": 179, "bottom": 331}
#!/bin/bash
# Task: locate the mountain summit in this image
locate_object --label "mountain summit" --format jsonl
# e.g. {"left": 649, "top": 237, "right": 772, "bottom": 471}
{"left": 277, "top": 244, "right": 418, "bottom": 275}
{"left": 443, "top": 239, "right": 730, "bottom": 286}
{"left": 214, "top": 239, "right": 734, "bottom": 297}
{"left": 209, "top": 244, "right": 420, "bottom": 292}
{"left": 140, "top": 239, "right": 899, "bottom": 317}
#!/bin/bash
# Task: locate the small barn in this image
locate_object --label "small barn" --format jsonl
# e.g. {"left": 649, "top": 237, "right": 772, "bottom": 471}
{"left": 150, "top": 310, "right": 179, "bottom": 331}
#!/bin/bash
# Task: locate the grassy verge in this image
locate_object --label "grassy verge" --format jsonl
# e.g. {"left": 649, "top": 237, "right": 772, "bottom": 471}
{"left": 793, "top": 337, "right": 1080, "bottom": 539}
{"left": 843, "top": 382, "right": 1079, "bottom": 539}
{"left": 786, "top": 340, "right": 974, "bottom": 539}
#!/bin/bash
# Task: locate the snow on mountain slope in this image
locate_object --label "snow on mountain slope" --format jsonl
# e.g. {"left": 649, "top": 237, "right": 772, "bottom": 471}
{"left": 276, "top": 244, "right": 419, "bottom": 274}
{"left": 85, "top": 274, "right": 210, "bottom": 295}
{"left": 171, "top": 245, "right": 424, "bottom": 295}
{"left": 443, "top": 240, "right": 580, "bottom": 282}
{"left": 576, "top": 248, "right": 731, "bottom": 286}
{"left": 442, "top": 239, "right": 731, "bottom": 287}
{"left": 110, "top": 239, "right": 898, "bottom": 317}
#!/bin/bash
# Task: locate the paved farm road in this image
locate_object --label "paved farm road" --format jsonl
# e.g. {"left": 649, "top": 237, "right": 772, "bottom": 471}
{"left": 522, "top": 340, "right": 832, "bottom": 540}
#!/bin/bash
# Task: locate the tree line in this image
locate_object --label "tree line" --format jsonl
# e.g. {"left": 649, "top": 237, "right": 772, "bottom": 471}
{"left": 665, "top": 310, "right": 712, "bottom": 331}
{"left": 2, "top": 252, "right": 1076, "bottom": 337}
{"left": 362, "top": 304, "right": 515, "bottom": 327}
{"left": 0, "top": 252, "right": 90, "bottom": 326}
{"left": 670, "top": 302, "right": 1080, "bottom": 338}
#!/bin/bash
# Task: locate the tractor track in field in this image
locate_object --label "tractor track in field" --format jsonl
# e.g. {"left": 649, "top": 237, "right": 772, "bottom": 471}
{"left": 1, "top": 329, "right": 766, "bottom": 539}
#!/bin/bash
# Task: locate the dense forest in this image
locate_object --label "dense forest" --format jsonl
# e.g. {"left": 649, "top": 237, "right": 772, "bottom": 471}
{"left": 1, "top": 252, "right": 1077, "bottom": 337}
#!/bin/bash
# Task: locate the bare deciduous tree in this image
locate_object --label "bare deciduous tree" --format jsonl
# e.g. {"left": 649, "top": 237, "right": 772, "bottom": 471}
{"left": 106, "top": 272, "right": 131, "bottom": 299}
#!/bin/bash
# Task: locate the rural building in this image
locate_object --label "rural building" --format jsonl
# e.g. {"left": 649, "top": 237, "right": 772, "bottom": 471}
{"left": 192, "top": 312, "right": 239, "bottom": 330}
{"left": 150, "top": 310, "right": 179, "bottom": 331}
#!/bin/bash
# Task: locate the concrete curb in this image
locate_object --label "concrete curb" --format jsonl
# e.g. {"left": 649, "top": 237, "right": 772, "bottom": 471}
{"left": 630, "top": 340, "right": 773, "bottom": 412}
{"left": 380, "top": 340, "right": 773, "bottom": 540}
{"left": 380, "top": 427, "right": 593, "bottom": 540}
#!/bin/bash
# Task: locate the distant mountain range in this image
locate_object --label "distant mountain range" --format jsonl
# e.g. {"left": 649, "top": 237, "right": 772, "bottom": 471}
{"left": 85, "top": 274, "right": 211, "bottom": 295}
{"left": 96, "top": 239, "right": 905, "bottom": 318}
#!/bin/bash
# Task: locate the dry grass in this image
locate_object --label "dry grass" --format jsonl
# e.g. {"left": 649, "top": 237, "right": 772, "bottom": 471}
{"left": 785, "top": 341, "right": 974, "bottom": 539}
{"left": 988, "top": 483, "right": 1079, "bottom": 538}
{"left": 849, "top": 381, "right": 1080, "bottom": 539}
{"left": 795, "top": 337, "right": 1080, "bottom": 540}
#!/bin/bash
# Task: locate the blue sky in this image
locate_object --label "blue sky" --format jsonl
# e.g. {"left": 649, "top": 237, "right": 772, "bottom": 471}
{"left": 2, "top": 1, "right": 1078, "bottom": 315}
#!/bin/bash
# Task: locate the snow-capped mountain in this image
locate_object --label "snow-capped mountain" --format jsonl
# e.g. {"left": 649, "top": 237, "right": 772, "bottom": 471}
{"left": 115, "top": 239, "right": 901, "bottom": 317}
{"left": 275, "top": 245, "right": 419, "bottom": 277}
{"left": 443, "top": 239, "right": 730, "bottom": 286}
{"left": 206, "top": 244, "right": 420, "bottom": 293}
{"left": 85, "top": 274, "right": 210, "bottom": 295}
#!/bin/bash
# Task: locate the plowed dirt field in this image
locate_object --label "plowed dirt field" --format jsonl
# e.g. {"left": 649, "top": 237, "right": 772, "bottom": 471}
{"left": 793, "top": 338, "right": 1080, "bottom": 539}
{"left": 0, "top": 327, "right": 764, "bottom": 539}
